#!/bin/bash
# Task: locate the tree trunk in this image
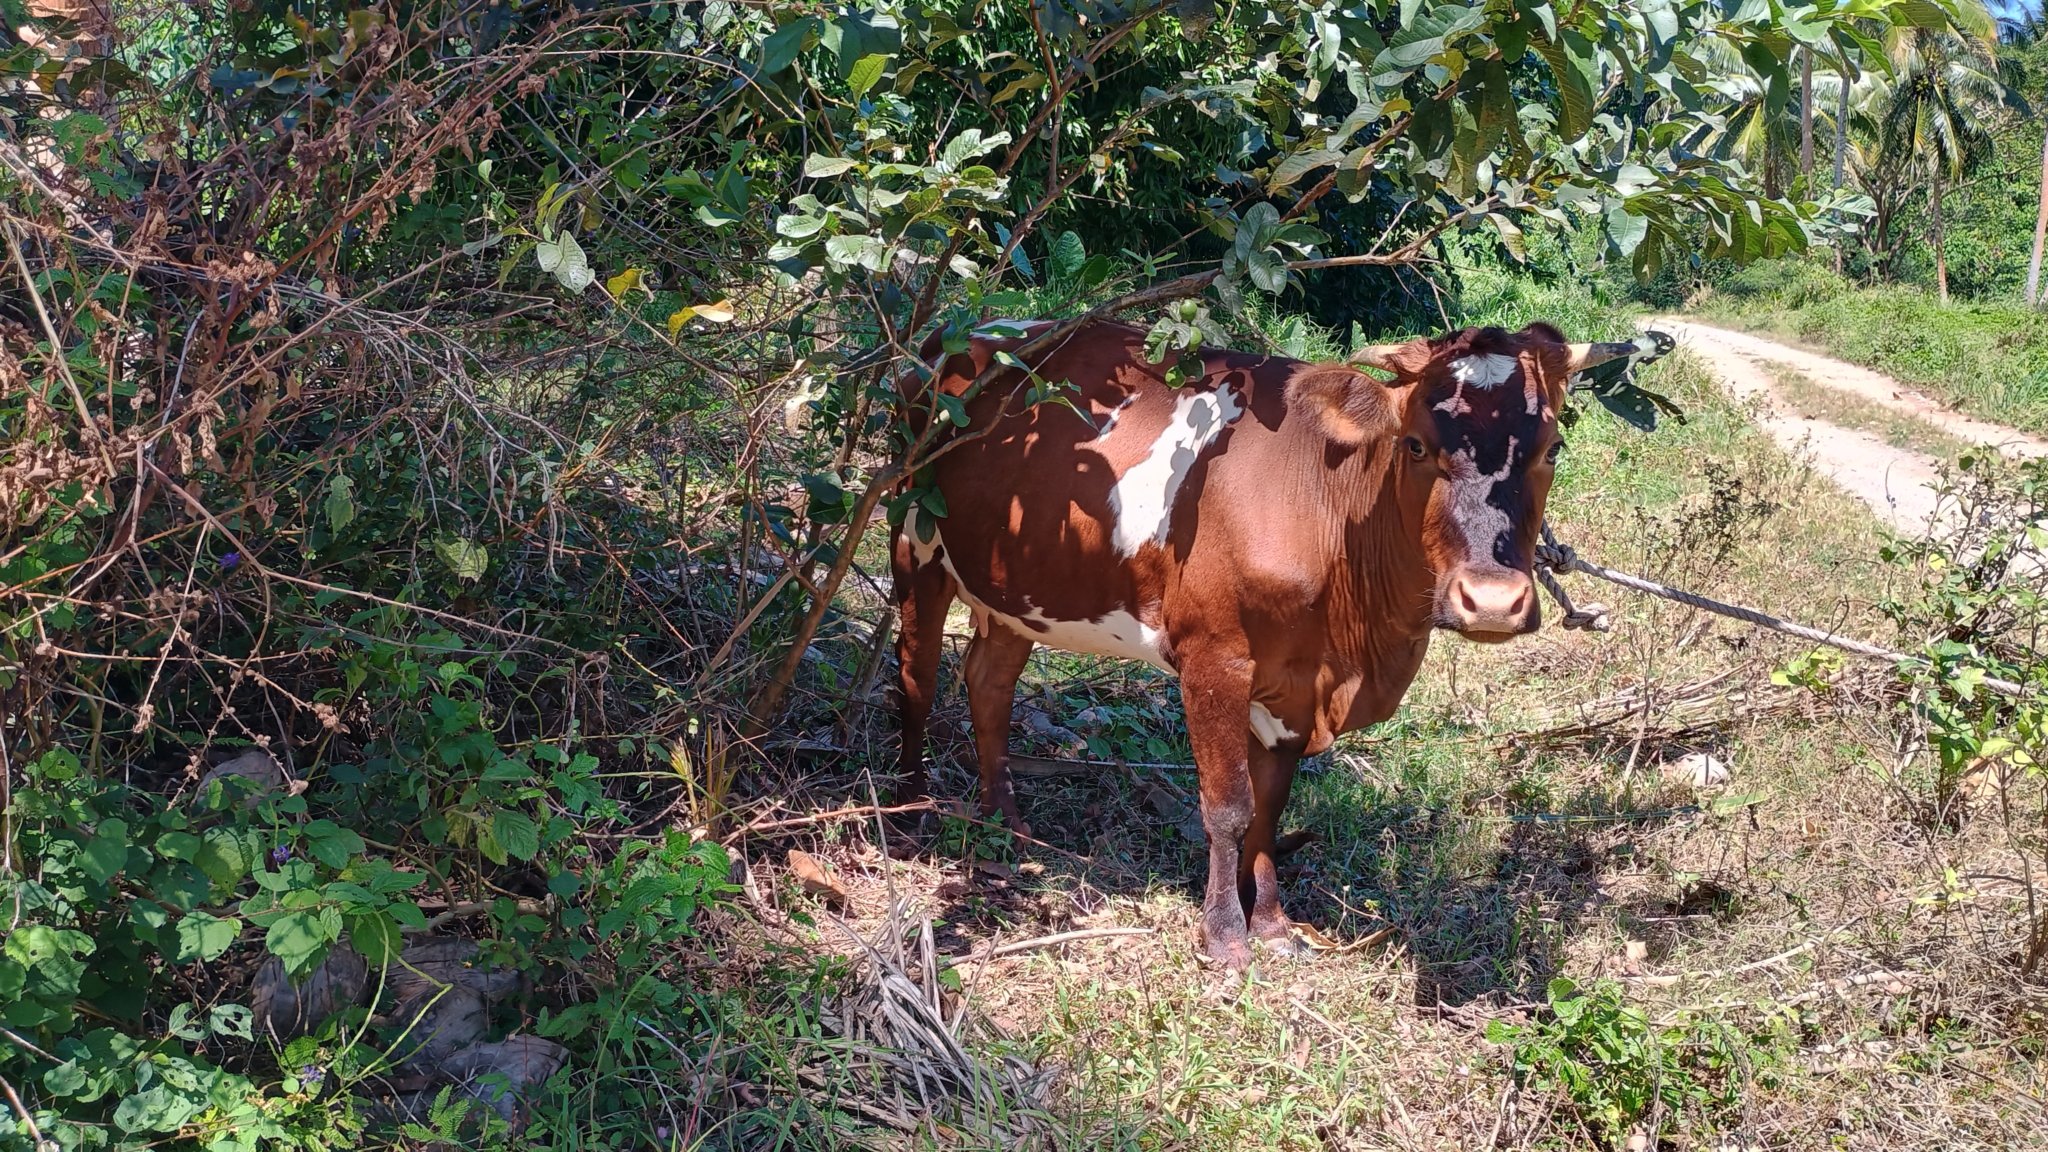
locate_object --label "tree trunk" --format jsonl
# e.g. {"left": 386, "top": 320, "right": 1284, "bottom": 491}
{"left": 1932, "top": 167, "right": 1949, "bottom": 305}
{"left": 1800, "top": 47, "right": 1815, "bottom": 184}
{"left": 1832, "top": 62, "right": 1849, "bottom": 190}
{"left": 2027, "top": 124, "right": 2048, "bottom": 307}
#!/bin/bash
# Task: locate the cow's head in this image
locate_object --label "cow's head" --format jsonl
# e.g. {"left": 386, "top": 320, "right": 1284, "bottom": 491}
{"left": 1347, "top": 324, "right": 1642, "bottom": 642}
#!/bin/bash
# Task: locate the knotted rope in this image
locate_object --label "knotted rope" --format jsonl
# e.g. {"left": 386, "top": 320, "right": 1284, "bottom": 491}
{"left": 1533, "top": 521, "right": 2027, "bottom": 698}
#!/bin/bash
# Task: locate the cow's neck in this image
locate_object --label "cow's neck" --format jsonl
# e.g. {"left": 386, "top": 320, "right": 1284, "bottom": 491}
{"left": 1326, "top": 422, "right": 1439, "bottom": 718}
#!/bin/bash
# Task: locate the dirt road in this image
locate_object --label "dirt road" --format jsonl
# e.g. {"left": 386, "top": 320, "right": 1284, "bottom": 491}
{"left": 1649, "top": 317, "right": 2048, "bottom": 535}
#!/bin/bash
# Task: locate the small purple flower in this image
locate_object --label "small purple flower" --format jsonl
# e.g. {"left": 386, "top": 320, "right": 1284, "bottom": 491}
{"left": 220, "top": 551, "right": 241, "bottom": 571}
{"left": 300, "top": 1064, "right": 325, "bottom": 1087}
{"left": 270, "top": 845, "right": 292, "bottom": 865}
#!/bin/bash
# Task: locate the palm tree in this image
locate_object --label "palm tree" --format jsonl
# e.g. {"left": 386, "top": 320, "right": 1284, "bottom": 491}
{"left": 1876, "top": 26, "right": 2016, "bottom": 302}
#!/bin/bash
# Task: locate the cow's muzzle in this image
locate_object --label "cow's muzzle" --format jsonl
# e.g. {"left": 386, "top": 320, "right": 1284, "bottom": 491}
{"left": 1437, "top": 567, "right": 1539, "bottom": 642}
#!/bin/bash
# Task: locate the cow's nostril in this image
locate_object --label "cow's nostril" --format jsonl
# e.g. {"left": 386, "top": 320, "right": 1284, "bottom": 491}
{"left": 1458, "top": 583, "right": 1482, "bottom": 615}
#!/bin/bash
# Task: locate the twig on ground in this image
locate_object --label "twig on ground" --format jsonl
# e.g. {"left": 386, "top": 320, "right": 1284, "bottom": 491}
{"left": 941, "top": 925, "right": 1154, "bottom": 969}
{"left": 723, "top": 799, "right": 936, "bottom": 842}
{"left": 1622, "top": 939, "right": 1816, "bottom": 987}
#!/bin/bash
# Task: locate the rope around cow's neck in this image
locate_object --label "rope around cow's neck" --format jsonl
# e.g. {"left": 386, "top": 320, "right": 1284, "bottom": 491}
{"left": 1533, "top": 522, "right": 2028, "bottom": 699}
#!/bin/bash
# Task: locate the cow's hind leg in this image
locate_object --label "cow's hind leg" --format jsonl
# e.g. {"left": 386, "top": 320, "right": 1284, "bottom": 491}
{"left": 1239, "top": 740, "right": 1304, "bottom": 955}
{"left": 962, "top": 623, "right": 1036, "bottom": 837}
{"left": 893, "top": 531, "right": 957, "bottom": 807}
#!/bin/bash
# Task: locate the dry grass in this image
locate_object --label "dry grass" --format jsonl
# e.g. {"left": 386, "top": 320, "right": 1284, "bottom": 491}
{"left": 1764, "top": 365, "right": 1979, "bottom": 462}
{"left": 717, "top": 351, "right": 2048, "bottom": 1149}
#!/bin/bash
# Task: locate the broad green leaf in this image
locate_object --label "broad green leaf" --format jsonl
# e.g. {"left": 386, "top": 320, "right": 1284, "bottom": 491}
{"left": 324, "top": 475, "right": 356, "bottom": 533}
{"left": 172, "top": 912, "right": 241, "bottom": 964}
{"left": 492, "top": 809, "right": 541, "bottom": 862}
{"left": 303, "top": 820, "right": 365, "bottom": 870}
{"left": 1487, "top": 213, "right": 1527, "bottom": 260}
{"left": 78, "top": 819, "right": 129, "bottom": 885}
{"left": 264, "top": 909, "right": 339, "bottom": 976}
{"left": 802, "top": 154, "right": 859, "bottom": 178}
{"left": 536, "top": 232, "right": 595, "bottom": 293}
{"left": 434, "top": 537, "right": 488, "bottom": 583}
{"left": 1051, "top": 231, "right": 1086, "bottom": 281}
{"left": 1606, "top": 202, "right": 1649, "bottom": 257}
{"left": 1534, "top": 32, "right": 1596, "bottom": 143}
{"left": 847, "top": 52, "right": 888, "bottom": 97}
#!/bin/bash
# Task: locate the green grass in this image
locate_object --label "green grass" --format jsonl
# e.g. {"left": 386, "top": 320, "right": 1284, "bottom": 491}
{"left": 1696, "top": 259, "right": 2048, "bottom": 435}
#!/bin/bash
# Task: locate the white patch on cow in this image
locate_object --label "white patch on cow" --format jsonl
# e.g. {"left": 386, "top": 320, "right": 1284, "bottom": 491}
{"left": 974, "top": 318, "right": 1050, "bottom": 337}
{"left": 1248, "top": 702, "right": 1299, "bottom": 749}
{"left": 1018, "top": 605, "right": 1173, "bottom": 672}
{"left": 1108, "top": 383, "right": 1243, "bottom": 556}
{"left": 901, "top": 504, "right": 941, "bottom": 567}
{"left": 931, "top": 542, "right": 1174, "bottom": 672}
{"left": 1448, "top": 352, "right": 1518, "bottom": 389}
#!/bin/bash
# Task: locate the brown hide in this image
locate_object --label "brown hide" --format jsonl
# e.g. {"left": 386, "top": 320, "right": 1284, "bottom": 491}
{"left": 892, "top": 318, "right": 1573, "bottom": 967}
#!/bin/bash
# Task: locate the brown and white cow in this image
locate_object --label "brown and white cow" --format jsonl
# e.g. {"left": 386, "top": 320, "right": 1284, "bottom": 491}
{"left": 890, "top": 318, "right": 1643, "bottom": 968}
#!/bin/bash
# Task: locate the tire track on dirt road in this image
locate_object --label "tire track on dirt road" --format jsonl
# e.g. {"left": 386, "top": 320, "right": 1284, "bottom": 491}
{"left": 1649, "top": 317, "right": 2048, "bottom": 536}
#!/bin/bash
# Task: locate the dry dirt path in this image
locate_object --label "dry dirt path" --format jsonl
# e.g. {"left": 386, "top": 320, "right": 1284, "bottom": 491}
{"left": 1649, "top": 317, "right": 2048, "bottom": 535}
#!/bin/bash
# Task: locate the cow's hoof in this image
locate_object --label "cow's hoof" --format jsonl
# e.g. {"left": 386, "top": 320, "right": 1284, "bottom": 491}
{"left": 1197, "top": 931, "right": 1254, "bottom": 972}
{"left": 1254, "top": 930, "right": 1307, "bottom": 959}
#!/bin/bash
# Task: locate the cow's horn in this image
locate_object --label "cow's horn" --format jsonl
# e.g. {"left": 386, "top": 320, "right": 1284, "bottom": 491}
{"left": 1349, "top": 343, "right": 1410, "bottom": 371}
{"left": 1563, "top": 341, "right": 1642, "bottom": 374}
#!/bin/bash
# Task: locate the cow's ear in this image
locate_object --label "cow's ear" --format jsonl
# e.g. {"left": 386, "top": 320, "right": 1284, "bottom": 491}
{"left": 1291, "top": 369, "right": 1389, "bottom": 447}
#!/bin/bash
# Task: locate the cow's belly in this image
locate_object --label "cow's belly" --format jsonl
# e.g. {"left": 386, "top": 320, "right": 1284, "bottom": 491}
{"left": 910, "top": 506, "right": 1174, "bottom": 673}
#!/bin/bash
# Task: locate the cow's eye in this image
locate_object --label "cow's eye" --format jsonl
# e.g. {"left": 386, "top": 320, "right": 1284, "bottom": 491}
{"left": 1403, "top": 436, "right": 1428, "bottom": 461}
{"left": 1545, "top": 440, "right": 1565, "bottom": 464}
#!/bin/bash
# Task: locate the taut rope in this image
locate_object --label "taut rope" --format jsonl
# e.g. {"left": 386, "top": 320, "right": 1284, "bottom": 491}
{"left": 1533, "top": 522, "right": 2027, "bottom": 698}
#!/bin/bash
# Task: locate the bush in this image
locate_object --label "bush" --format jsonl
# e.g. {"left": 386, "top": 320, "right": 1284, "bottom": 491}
{"left": 1485, "top": 976, "right": 1788, "bottom": 1146}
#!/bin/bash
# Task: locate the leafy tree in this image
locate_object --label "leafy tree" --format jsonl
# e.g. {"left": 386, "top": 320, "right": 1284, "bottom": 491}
{"left": 1876, "top": 12, "right": 2022, "bottom": 299}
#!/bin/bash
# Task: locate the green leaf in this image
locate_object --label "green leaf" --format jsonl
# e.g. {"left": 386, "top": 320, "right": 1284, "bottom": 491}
{"left": 802, "top": 154, "right": 859, "bottom": 178}
{"left": 847, "top": 53, "right": 888, "bottom": 97}
{"left": 1709, "top": 791, "right": 1765, "bottom": 817}
{"left": 492, "top": 809, "right": 541, "bottom": 862}
{"left": 758, "top": 16, "right": 818, "bottom": 76}
{"left": 824, "top": 233, "right": 892, "bottom": 271}
{"left": 347, "top": 910, "right": 402, "bottom": 965}
{"left": 78, "top": 819, "right": 130, "bottom": 885}
{"left": 1487, "top": 213, "right": 1527, "bottom": 260}
{"left": 1247, "top": 248, "right": 1288, "bottom": 294}
{"left": 535, "top": 232, "right": 595, "bottom": 293}
{"left": 1533, "top": 31, "right": 1596, "bottom": 143}
{"left": 172, "top": 913, "right": 241, "bottom": 964}
{"left": 434, "top": 536, "right": 489, "bottom": 583}
{"left": 196, "top": 827, "right": 255, "bottom": 888}
{"left": 324, "top": 475, "right": 356, "bottom": 534}
{"left": 303, "top": 820, "right": 365, "bottom": 870}
{"left": 1605, "top": 202, "right": 1648, "bottom": 258}
{"left": 264, "top": 909, "right": 339, "bottom": 977}
{"left": 1051, "top": 231, "right": 1086, "bottom": 281}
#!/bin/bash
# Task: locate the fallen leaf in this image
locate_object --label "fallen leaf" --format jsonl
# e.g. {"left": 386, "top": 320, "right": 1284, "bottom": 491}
{"left": 787, "top": 849, "right": 849, "bottom": 907}
{"left": 973, "top": 860, "right": 1015, "bottom": 881}
{"left": 195, "top": 749, "right": 283, "bottom": 810}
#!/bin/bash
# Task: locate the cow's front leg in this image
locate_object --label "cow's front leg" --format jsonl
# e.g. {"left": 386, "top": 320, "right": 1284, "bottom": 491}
{"left": 1180, "top": 664, "right": 1256, "bottom": 970}
{"left": 1239, "top": 736, "right": 1304, "bottom": 954}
